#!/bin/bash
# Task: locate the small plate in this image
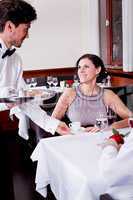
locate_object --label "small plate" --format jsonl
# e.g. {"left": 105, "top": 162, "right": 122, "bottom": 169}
{"left": 70, "top": 127, "right": 85, "bottom": 135}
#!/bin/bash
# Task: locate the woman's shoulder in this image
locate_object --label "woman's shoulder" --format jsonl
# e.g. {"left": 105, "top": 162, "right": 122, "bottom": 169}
{"left": 103, "top": 88, "right": 116, "bottom": 96}
{"left": 103, "top": 88, "right": 118, "bottom": 102}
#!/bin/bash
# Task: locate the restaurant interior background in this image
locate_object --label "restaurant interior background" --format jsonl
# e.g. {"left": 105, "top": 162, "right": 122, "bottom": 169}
{"left": 21, "top": 0, "right": 133, "bottom": 111}
{"left": 18, "top": 0, "right": 133, "bottom": 72}
{"left": 20, "top": 0, "right": 133, "bottom": 111}
{"left": 0, "top": 1, "right": 133, "bottom": 200}
{"left": 1, "top": 0, "right": 133, "bottom": 132}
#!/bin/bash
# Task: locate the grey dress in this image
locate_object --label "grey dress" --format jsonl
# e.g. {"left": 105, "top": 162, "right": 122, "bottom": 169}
{"left": 66, "top": 85, "right": 107, "bottom": 126}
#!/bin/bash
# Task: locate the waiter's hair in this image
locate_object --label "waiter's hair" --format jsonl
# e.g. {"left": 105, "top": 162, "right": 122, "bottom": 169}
{"left": 76, "top": 53, "right": 108, "bottom": 83}
{"left": 0, "top": 0, "right": 37, "bottom": 32}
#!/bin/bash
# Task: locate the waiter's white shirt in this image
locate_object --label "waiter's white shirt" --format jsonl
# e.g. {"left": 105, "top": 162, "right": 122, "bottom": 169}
{"left": 0, "top": 38, "right": 59, "bottom": 135}
{"left": 99, "top": 129, "right": 133, "bottom": 200}
{"left": 0, "top": 38, "right": 24, "bottom": 110}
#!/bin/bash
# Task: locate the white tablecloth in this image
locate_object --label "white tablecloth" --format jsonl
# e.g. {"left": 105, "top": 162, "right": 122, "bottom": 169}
{"left": 31, "top": 128, "right": 129, "bottom": 200}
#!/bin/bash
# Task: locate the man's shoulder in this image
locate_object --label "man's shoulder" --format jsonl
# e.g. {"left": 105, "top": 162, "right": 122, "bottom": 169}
{"left": 12, "top": 51, "right": 22, "bottom": 65}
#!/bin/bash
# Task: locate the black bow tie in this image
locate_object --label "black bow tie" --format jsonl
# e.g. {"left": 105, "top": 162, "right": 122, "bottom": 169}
{"left": 0, "top": 43, "right": 16, "bottom": 59}
{"left": 2, "top": 48, "right": 16, "bottom": 59}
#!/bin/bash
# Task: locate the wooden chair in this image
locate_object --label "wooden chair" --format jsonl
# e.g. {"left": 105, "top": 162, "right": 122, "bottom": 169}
{"left": 100, "top": 193, "right": 115, "bottom": 200}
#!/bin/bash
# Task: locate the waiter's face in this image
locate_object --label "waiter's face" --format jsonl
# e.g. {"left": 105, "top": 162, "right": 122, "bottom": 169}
{"left": 9, "top": 22, "right": 31, "bottom": 47}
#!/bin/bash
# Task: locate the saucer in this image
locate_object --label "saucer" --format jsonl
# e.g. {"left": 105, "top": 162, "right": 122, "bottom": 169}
{"left": 70, "top": 127, "right": 85, "bottom": 135}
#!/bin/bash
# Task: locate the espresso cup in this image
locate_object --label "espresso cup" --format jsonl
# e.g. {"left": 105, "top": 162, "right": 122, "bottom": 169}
{"left": 69, "top": 122, "right": 81, "bottom": 132}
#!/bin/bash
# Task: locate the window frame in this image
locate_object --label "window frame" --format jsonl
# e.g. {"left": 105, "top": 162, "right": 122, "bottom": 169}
{"left": 99, "top": 0, "right": 122, "bottom": 66}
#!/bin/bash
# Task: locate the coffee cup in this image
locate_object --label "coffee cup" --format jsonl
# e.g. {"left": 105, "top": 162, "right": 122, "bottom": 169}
{"left": 69, "top": 121, "right": 81, "bottom": 133}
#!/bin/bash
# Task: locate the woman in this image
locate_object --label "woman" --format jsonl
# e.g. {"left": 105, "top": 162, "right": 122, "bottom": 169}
{"left": 52, "top": 54, "right": 131, "bottom": 132}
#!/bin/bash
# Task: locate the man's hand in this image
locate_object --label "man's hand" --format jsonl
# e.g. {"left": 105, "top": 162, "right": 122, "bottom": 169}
{"left": 56, "top": 121, "right": 70, "bottom": 135}
{"left": 98, "top": 138, "right": 121, "bottom": 150}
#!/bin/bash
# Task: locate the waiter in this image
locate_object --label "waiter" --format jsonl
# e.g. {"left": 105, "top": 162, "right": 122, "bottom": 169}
{"left": 0, "top": 0, "right": 70, "bottom": 136}
{"left": 0, "top": 1, "right": 69, "bottom": 199}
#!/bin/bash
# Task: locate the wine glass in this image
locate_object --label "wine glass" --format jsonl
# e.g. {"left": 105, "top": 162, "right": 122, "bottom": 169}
{"left": 30, "top": 78, "right": 37, "bottom": 87}
{"left": 52, "top": 77, "right": 58, "bottom": 87}
{"left": 26, "top": 78, "right": 37, "bottom": 88}
{"left": 47, "top": 76, "right": 53, "bottom": 88}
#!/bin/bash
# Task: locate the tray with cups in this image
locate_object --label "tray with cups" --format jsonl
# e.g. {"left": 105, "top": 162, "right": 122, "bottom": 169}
{"left": 26, "top": 88, "right": 56, "bottom": 100}
{"left": 0, "top": 96, "right": 34, "bottom": 103}
{"left": 0, "top": 87, "right": 56, "bottom": 103}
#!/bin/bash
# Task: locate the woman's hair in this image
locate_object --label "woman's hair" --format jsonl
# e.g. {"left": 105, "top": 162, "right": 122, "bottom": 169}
{"left": 76, "top": 54, "right": 108, "bottom": 82}
{"left": 0, "top": 0, "right": 37, "bottom": 32}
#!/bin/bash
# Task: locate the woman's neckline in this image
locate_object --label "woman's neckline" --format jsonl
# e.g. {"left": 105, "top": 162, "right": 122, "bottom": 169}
{"left": 79, "top": 83, "right": 101, "bottom": 97}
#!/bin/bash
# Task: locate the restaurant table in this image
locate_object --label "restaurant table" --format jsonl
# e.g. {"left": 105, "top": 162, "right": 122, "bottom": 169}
{"left": 31, "top": 128, "right": 129, "bottom": 200}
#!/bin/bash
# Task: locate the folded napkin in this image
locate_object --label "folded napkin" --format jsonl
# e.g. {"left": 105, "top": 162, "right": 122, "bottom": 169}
{"left": 10, "top": 106, "right": 29, "bottom": 140}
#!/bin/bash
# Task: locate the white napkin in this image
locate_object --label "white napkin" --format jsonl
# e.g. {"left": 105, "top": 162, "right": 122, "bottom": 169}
{"left": 31, "top": 141, "right": 49, "bottom": 197}
{"left": 19, "top": 101, "right": 60, "bottom": 135}
{"left": 10, "top": 106, "right": 29, "bottom": 140}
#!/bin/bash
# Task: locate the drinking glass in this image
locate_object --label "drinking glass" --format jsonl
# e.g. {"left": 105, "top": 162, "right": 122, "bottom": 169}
{"left": 47, "top": 76, "right": 53, "bottom": 88}
{"left": 95, "top": 112, "right": 108, "bottom": 130}
{"left": 60, "top": 80, "right": 65, "bottom": 90}
{"left": 30, "top": 78, "right": 37, "bottom": 87}
{"left": 26, "top": 78, "right": 37, "bottom": 88}
{"left": 52, "top": 77, "right": 58, "bottom": 87}
{"left": 106, "top": 106, "right": 117, "bottom": 126}
{"left": 73, "top": 74, "right": 79, "bottom": 87}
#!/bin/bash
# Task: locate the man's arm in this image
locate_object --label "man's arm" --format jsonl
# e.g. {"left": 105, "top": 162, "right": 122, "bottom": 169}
{"left": 19, "top": 101, "right": 70, "bottom": 135}
{"left": 99, "top": 138, "right": 133, "bottom": 186}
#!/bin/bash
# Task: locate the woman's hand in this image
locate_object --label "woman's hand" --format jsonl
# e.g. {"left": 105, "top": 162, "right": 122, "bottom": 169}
{"left": 84, "top": 126, "right": 100, "bottom": 133}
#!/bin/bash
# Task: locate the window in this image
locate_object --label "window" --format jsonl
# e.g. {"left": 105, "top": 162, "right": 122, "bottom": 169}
{"left": 99, "top": 0, "right": 122, "bottom": 66}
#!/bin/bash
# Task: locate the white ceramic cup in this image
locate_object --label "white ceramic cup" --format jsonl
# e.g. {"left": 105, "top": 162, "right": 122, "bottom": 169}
{"left": 69, "top": 121, "right": 81, "bottom": 132}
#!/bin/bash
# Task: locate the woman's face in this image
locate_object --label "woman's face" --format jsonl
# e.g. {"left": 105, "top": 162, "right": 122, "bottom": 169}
{"left": 77, "top": 58, "right": 100, "bottom": 84}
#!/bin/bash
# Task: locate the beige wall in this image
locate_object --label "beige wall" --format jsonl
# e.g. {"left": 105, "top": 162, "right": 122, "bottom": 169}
{"left": 18, "top": 0, "right": 99, "bottom": 70}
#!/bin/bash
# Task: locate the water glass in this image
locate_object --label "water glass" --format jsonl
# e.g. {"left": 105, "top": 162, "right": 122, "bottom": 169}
{"left": 60, "top": 80, "right": 65, "bottom": 90}
{"left": 106, "top": 106, "right": 117, "bottom": 125}
{"left": 95, "top": 112, "right": 108, "bottom": 129}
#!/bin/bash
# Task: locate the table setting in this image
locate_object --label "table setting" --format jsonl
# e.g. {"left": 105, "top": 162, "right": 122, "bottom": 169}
{"left": 31, "top": 127, "right": 130, "bottom": 200}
